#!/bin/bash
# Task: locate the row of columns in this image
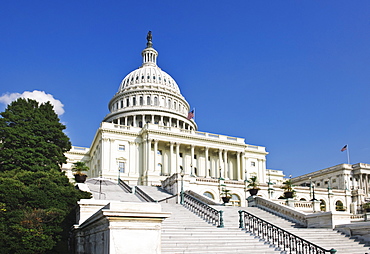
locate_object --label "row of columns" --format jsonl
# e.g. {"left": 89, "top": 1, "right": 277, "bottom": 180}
{"left": 142, "top": 139, "right": 259, "bottom": 181}
{"left": 113, "top": 114, "right": 193, "bottom": 130}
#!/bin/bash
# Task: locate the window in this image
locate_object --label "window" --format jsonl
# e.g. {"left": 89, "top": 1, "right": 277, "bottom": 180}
{"left": 120, "top": 100, "right": 123, "bottom": 108}
{"left": 119, "top": 162, "right": 125, "bottom": 173}
{"left": 251, "top": 162, "right": 256, "bottom": 167}
{"left": 133, "top": 97, "right": 136, "bottom": 106}
{"left": 179, "top": 153, "right": 183, "bottom": 157}
{"left": 157, "top": 150, "right": 162, "bottom": 155}
{"left": 317, "top": 183, "right": 321, "bottom": 187}
{"left": 154, "top": 97, "right": 158, "bottom": 106}
{"left": 335, "top": 200, "right": 345, "bottom": 211}
{"left": 332, "top": 179, "right": 337, "bottom": 183}
{"left": 126, "top": 98, "right": 130, "bottom": 107}
{"left": 230, "top": 194, "right": 241, "bottom": 207}
{"left": 324, "top": 181, "right": 328, "bottom": 185}
{"left": 118, "top": 145, "right": 125, "bottom": 151}
{"left": 194, "top": 154, "right": 197, "bottom": 159}
{"left": 140, "top": 97, "right": 143, "bottom": 105}
{"left": 147, "top": 96, "right": 151, "bottom": 105}
{"left": 203, "top": 192, "right": 214, "bottom": 200}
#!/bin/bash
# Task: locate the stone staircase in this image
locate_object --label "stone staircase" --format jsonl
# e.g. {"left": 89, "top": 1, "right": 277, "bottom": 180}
{"left": 214, "top": 205, "right": 370, "bottom": 254}
{"left": 160, "top": 203, "right": 280, "bottom": 254}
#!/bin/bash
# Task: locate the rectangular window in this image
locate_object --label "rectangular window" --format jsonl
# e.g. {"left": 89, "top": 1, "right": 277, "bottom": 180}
{"left": 119, "top": 162, "right": 125, "bottom": 173}
{"left": 119, "top": 145, "right": 125, "bottom": 151}
{"left": 179, "top": 153, "right": 183, "bottom": 157}
{"left": 251, "top": 162, "right": 256, "bottom": 167}
{"left": 194, "top": 154, "right": 197, "bottom": 159}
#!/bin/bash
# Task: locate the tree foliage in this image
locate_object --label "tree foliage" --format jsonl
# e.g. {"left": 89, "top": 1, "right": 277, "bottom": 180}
{"left": 0, "top": 170, "right": 91, "bottom": 253}
{"left": 0, "top": 98, "right": 71, "bottom": 172}
{"left": 0, "top": 98, "right": 91, "bottom": 253}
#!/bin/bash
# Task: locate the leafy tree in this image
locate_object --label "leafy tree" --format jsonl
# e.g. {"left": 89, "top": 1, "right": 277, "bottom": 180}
{"left": 0, "top": 98, "right": 71, "bottom": 172}
{"left": 0, "top": 98, "right": 91, "bottom": 253}
{"left": 0, "top": 170, "right": 91, "bottom": 253}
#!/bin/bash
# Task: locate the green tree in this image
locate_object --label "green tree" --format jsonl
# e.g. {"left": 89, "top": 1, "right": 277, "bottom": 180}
{"left": 0, "top": 98, "right": 71, "bottom": 172}
{"left": 0, "top": 170, "right": 91, "bottom": 253}
{"left": 0, "top": 98, "right": 91, "bottom": 253}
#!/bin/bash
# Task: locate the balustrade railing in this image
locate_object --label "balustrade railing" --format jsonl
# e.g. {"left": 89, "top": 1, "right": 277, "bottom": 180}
{"left": 238, "top": 210, "right": 336, "bottom": 254}
{"left": 135, "top": 186, "right": 155, "bottom": 202}
{"left": 118, "top": 179, "right": 132, "bottom": 193}
{"left": 183, "top": 192, "right": 224, "bottom": 228}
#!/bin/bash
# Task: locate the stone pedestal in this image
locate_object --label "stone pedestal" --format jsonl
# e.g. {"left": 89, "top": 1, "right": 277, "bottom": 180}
{"left": 72, "top": 201, "right": 171, "bottom": 254}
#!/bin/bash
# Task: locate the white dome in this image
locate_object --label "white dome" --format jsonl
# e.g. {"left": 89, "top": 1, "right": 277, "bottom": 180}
{"left": 103, "top": 32, "right": 197, "bottom": 131}
{"left": 118, "top": 65, "right": 181, "bottom": 95}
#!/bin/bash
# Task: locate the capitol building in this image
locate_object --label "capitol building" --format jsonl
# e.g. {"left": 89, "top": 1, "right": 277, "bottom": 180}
{"left": 64, "top": 33, "right": 370, "bottom": 212}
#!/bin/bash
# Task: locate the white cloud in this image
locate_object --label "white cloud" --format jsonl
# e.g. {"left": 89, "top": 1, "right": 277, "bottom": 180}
{"left": 0, "top": 90, "right": 65, "bottom": 115}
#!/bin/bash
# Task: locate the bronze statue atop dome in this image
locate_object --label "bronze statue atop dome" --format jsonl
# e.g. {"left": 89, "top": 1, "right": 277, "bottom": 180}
{"left": 146, "top": 31, "right": 153, "bottom": 48}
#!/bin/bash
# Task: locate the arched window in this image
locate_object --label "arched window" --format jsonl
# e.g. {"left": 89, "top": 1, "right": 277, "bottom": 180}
{"left": 139, "top": 97, "right": 143, "bottom": 106}
{"left": 230, "top": 194, "right": 241, "bottom": 207}
{"left": 335, "top": 200, "right": 345, "bottom": 211}
{"left": 168, "top": 99, "right": 171, "bottom": 109}
{"left": 300, "top": 198, "right": 306, "bottom": 201}
{"left": 203, "top": 192, "right": 214, "bottom": 200}
{"left": 138, "top": 121, "right": 142, "bottom": 128}
{"left": 147, "top": 96, "right": 151, "bottom": 105}
{"left": 133, "top": 97, "right": 136, "bottom": 106}
{"left": 126, "top": 98, "right": 130, "bottom": 107}
{"left": 320, "top": 199, "right": 326, "bottom": 211}
{"left": 154, "top": 97, "right": 158, "bottom": 106}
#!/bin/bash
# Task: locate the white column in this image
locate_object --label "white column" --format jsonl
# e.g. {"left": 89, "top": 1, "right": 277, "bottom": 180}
{"left": 124, "top": 117, "right": 127, "bottom": 126}
{"left": 169, "top": 142, "right": 174, "bottom": 175}
{"left": 153, "top": 140, "right": 158, "bottom": 172}
{"left": 151, "top": 115, "right": 154, "bottom": 123}
{"left": 133, "top": 115, "right": 137, "bottom": 127}
{"left": 191, "top": 145, "right": 195, "bottom": 175}
{"left": 205, "top": 147, "right": 209, "bottom": 177}
{"left": 218, "top": 149, "right": 223, "bottom": 178}
{"left": 176, "top": 143, "right": 180, "bottom": 174}
{"left": 223, "top": 150, "right": 228, "bottom": 179}
{"left": 242, "top": 153, "right": 246, "bottom": 180}
{"left": 236, "top": 152, "right": 241, "bottom": 180}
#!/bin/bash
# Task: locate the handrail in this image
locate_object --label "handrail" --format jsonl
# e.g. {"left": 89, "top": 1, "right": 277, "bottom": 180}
{"left": 183, "top": 192, "right": 224, "bottom": 228}
{"left": 135, "top": 186, "right": 155, "bottom": 202}
{"left": 118, "top": 179, "right": 132, "bottom": 193}
{"left": 239, "top": 210, "right": 337, "bottom": 254}
{"left": 157, "top": 194, "right": 178, "bottom": 203}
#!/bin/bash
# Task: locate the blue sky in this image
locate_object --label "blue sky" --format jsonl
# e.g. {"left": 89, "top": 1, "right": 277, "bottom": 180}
{"left": 1, "top": 1, "right": 370, "bottom": 177}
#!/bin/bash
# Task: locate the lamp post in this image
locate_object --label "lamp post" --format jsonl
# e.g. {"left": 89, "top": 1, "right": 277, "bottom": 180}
{"left": 311, "top": 183, "right": 317, "bottom": 201}
{"left": 118, "top": 166, "right": 121, "bottom": 185}
{"left": 267, "top": 169, "right": 274, "bottom": 199}
{"left": 180, "top": 167, "right": 185, "bottom": 205}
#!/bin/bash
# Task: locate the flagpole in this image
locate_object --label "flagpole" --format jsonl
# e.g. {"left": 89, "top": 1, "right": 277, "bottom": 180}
{"left": 346, "top": 144, "right": 350, "bottom": 165}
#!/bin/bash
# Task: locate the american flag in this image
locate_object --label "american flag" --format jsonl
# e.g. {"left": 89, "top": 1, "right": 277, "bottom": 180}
{"left": 187, "top": 110, "right": 194, "bottom": 120}
{"left": 341, "top": 145, "right": 347, "bottom": 152}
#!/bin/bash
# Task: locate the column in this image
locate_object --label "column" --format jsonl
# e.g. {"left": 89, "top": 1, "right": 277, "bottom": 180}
{"left": 242, "top": 153, "right": 246, "bottom": 180}
{"left": 223, "top": 150, "right": 228, "bottom": 179}
{"left": 218, "top": 149, "right": 223, "bottom": 178}
{"left": 236, "top": 152, "right": 241, "bottom": 180}
{"left": 360, "top": 174, "right": 363, "bottom": 190}
{"left": 124, "top": 117, "right": 127, "bottom": 126}
{"left": 142, "top": 114, "right": 145, "bottom": 126}
{"left": 191, "top": 145, "right": 195, "bottom": 176}
{"left": 133, "top": 115, "right": 137, "bottom": 127}
{"left": 151, "top": 115, "right": 154, "bottom": 123}
{"left": 153, "top": 140, "right": 158, "bottom": 173}
{"left": 160, "top": 116, "right": 164, "bottom": 125}
{"left": 205, "top": 147, "right": 209, "bottom": 178}
{"left": 176, "top": 143, "right": 180, "bottom": 174}
{"left": 169, "top": 142, "right": 174, "bottom": 175}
